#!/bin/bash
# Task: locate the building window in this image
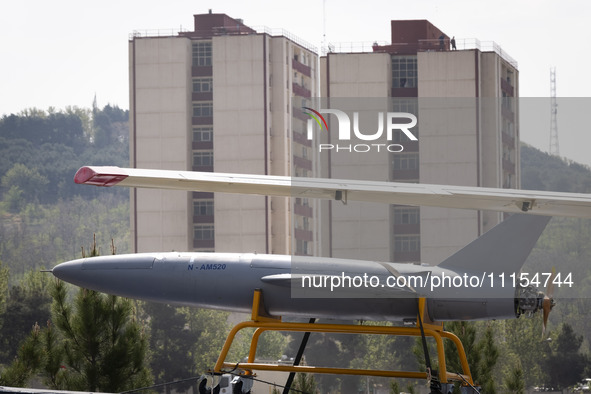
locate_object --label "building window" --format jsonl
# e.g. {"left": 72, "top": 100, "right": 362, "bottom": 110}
{"left": 392, "top": 129, "right": 419, "bottom": 144}
{"left": 391, "top": 99, "right": 418, "bottom": 114}
{"left": 295, "top": 216, "right": 310, "bottom": 230}
{"left": 394, "top": 235, "right": 420, "bottom": 252}
{"left": 296, "top": 239, "right": 309, "bottom": 255}
{"left": 192, "top": 42, "right": 212, "bottom": 67}
{"left": 193, "top": 126, "right": 213, "bottom": 142}
{"left": 194, "top": 200, "right": 214, "bottom": 216}
{"left": 193, "top": 77, "right": 213, "bottom": 93}
{"left": 392, "top": 56, "right": 417, "bottom": 88}
{"left": 194, "top": 224, "right": 214, "bottom": 240}
{"left": 193, "top": 151, "right": 213, "bottom": 167}
{"left": 394, "top": 207, "right": 420, "bottom": 225}
{"left": 393, "top": 153, "right": 419, "bottom": 170}
{"left": 193, "top": 102, "right": 213, "bottom": 117}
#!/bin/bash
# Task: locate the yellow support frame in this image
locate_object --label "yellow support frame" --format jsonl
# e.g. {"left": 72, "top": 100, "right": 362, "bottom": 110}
{"left": 213, "top": 290, "right": 473, "bottom": 385}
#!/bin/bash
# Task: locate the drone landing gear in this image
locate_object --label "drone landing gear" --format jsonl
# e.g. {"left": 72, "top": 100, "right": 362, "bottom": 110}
{"left": 209, "top": 290, "right": 474, "bottom": 390}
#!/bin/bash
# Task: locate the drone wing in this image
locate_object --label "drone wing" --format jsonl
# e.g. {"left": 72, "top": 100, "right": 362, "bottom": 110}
{"left": 74, "top": 166, "right": 591, "bottom": 218}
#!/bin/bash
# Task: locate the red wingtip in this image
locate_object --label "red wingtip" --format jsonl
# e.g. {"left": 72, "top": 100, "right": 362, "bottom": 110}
{"left": 74, "top": 166, "right": 128, "bottom": 187}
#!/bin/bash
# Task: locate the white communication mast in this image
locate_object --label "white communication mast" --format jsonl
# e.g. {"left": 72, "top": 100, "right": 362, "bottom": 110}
{"left": 549, "top": 67, "right": 560, "bottom": 156}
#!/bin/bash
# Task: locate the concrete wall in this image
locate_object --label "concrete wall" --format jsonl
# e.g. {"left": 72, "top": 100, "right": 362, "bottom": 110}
{"left": 417, "top": 50, "right": 481, "bottom": 264}
{"left": 212, "top": 34, "right": 268, "bottom": 253}
{"left": 324, "top": 53, "right": 393, "bottom": 261}
{"left": 416, "top": 49, "right": 512, "bottom": 263}
{"left": 130, "top": 37, "right": 192, "bottom": 253}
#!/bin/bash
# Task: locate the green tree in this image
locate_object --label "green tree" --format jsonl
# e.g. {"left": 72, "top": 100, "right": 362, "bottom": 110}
{"left": 443, "top": 322, "right": 499, "bottom": 390}
{"left": 187, "top": 308, "right": 233, "bottom": 374}
{"left": 544, "top": 323, "right": 588, "bottom": 389}
{"left": 1, "top": 163, "right": 48, "bottom": 207}
{"left": 0, "top": 270, "right": 52, "bottom": 364}
{"left": 0, "top": 323, "right": 45, "bottom": 386}
{"left": 0, "top": 260, "right": 9, "bottom": 347}
{"left": 144, "top": 303, "right": 239, "bottom": 388}
{"left": 504, "top": 361, "right": 525, "bottom": 394}
{"left": 389, "top": 379, "right": 400, "bottom": 394}
{"left": 501, "top": 317, "right": 548, "bottom": 387}
{"left": 145, "top": 302, "right": 198, "bottom": 392}
{"left": 1, "top": 240, "right": 152, "bottom": 392}
{"left": 290, "top": 372, "right": 318, "bottom": 394}
{"left": 92, "top": 104, "right": 129, "bottom": 149}
{"left": 477, "top": 326, "right": 498, "bottom": 394}
{"left": 46, "top": 279, "right": 152, "bottom": 391}
{"left": 443, "top": 322, "right": 481, "bottom": 382}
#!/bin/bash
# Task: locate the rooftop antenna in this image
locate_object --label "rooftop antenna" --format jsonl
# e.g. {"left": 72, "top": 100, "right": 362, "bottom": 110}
{"left": 549, "top": 67, "right": 560, "bottom": 156}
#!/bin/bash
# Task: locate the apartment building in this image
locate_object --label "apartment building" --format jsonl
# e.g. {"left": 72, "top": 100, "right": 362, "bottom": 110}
{"left": 322, "top": 20, "right": 519, "bottom": 264}
{"left": 129, "top": 12, "right": 318, "bottom": 255}
{"left": 130, "top": 15, "right": 519, "bottom": 266}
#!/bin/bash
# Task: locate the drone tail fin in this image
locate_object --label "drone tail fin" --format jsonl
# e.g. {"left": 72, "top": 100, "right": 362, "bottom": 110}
{"left": 437, "top": 214, "right": 551, "bottom": 274}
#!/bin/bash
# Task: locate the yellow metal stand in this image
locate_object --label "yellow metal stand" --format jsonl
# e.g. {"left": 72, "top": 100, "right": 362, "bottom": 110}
{"left": 213, "top": 289, "right": 473, "bottom": 385}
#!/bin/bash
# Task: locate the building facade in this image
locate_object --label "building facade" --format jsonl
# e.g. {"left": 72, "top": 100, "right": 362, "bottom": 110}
{"left": 322, "top": 20, "right": 519, "bottom": 264}
{"left": 129, "top": 15, "right": 519, "bottom": 266}
{"left": 129, "top": 12, "right": 319, "bottom": 255}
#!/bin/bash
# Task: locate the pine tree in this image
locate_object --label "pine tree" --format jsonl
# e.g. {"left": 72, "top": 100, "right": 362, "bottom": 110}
{"left": 0, "top": 238, "right": 153, "bottom": 391}
{"left": 291, "top": 372, "right": 318, "bottom": 394}
{"left": 544, "top": 323, "right": 588, "bottom": 389}
{"left": 477, "top": 326, "right": 498, "bottom": 394}
{"left": 504, "top": 361, "right": 525, "bottom": 394}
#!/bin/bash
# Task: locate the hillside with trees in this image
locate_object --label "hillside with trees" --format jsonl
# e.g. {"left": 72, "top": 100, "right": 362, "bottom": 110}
{"left": 0, "top": 106, "right": 130, "bottom": 277}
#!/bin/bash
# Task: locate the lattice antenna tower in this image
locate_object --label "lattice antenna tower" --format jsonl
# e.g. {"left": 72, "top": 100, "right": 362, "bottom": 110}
{"left": 549, "top": 67, "right": 560, "bottom": 156}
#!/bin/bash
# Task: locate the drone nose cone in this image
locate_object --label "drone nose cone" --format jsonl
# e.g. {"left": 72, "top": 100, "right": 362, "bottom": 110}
{"left": 52, "top": 254, "right": 158, "bottom": 294}
{"left": 52, "top": 259, "right": 84, "bottom": 283}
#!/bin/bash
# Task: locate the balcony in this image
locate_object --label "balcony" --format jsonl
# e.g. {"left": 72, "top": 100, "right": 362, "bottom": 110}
{"left": 192, "top": 116, "right": 213, "bottom": 126}
{"left": 502, "top": 159, "right": 516, "bottom": 175}
{"left": 294, "top": 228, "right": 313, "bottom": 242}
{"left": 501, "top": 78, "right": 514, "bottom": 97}
{"left": 192, "top": 66, "right": 213, "bottom": 77}
{"left": 391, "top": 87, "right": 418, "bottom": 98}
{"left": 292, "top": 131, "right": 312, "bottom": 147}
{"left": 193, "top": 192, "right": 214, "bottom": 198}
{"left": 292, "top": 82, "right": 311, "bottom": 98}
{"left": 294, "top": 203, "right": 313, "bottom": 218}
{"left": 193, "top": 239, "right": 214, "bottom": 249}
{"left": 193, "top": 215, "right": 214, "bottom": 224}
{"left": 501, "top": 105, "right": 515, "bottom": 121}
{"left": 292, "top": 107, "right": 309, "bottom": 122}
{"left": 293, "top": 156, "right": 312, "bottom": 171}
{"left": 193, "top": 165, "right": 214, "bottom": 173}
{"left": 192, "top": 141, "right": 213, "bottom": 150}
{"left": 192, "top": 92, "right": 213, "bottom": 101}
{"left": 391, "top": 168, "right": 419, "bottom": 181}
{"left": 392, "top": 250, "right": 420, "bottom": 263}
{"left": 501, "top": 132, "right": 515, "bottom": 148}
{"left": 292, "top": 58, "right": 311, "bottom": 77}
{"left": 392, "top": 223, "right": 420, "bottom": 234}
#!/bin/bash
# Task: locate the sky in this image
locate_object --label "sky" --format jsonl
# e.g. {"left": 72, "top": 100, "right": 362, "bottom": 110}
{"left": 1, "top": 0, "right": 590, "bottom": 164}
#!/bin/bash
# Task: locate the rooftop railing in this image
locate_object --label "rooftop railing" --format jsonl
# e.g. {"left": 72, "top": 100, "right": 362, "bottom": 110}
{"left": 417, "top": 38, "right": 518, "bottom": 69}
{"left": 130, "top": 26, "right": 318, "bottom": 54}
{"left": 129, "top": 28, "right": 188, "bottom": 39}
{"left": 251, "top": 26, "right": 318, "bottom": 54}
{"left": 321, "top": 41, "right": 389, "bottom": 55}
{"left": 322, "top": 38, "right": 518, "bottom": 69}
